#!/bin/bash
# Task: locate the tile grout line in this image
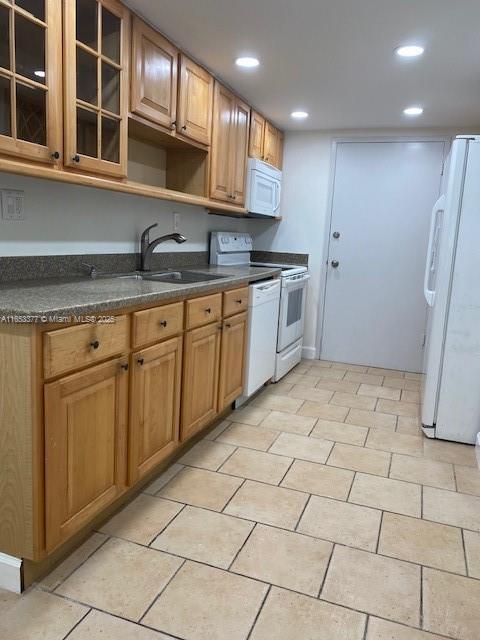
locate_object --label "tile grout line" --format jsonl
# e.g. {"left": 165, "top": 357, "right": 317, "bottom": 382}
{"left": 146, "top": 502, "right": 188, "bottom": 548}
{"left": 138, "top": 557, "right": 187, "bottom": 625}
{"left": 375, "top": 510, "right": 384, "bottom": 554}
{"left": 61, "top": 606, "right": 93, "bottom": 640}
{"left": 245, "top": 583, "right": 272, "bottom": 640}
{"left": 316, "top": 541, "right": 335, "bottom": 599}
{"left": 460, "top": 527, "right": 469, "bottom": 577}
{"left": 226, "top": 522, "right": 258, "bottom": 571}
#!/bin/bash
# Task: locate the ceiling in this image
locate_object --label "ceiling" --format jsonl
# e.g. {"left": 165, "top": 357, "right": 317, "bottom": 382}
{"left": 125, "top": 0, "right": 480, "bottom": 131}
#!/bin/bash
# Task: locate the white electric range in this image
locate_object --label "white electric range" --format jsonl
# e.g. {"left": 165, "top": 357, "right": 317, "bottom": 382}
{"left": 210, "top": 232, "right": 310, "bottom": 382}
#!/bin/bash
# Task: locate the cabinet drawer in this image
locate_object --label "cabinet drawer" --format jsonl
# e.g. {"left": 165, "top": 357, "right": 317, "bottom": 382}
{"left": 43, "top": 316, "right": 129, "bottom": 379}
{"left": 185, "top": 293, "right": 222, "bottom": 329}
{"left": 223, "top": 287, "right": 249, "bottom": 317}
{"left": 133, "top": 302, "right": 184, "bottom": 348}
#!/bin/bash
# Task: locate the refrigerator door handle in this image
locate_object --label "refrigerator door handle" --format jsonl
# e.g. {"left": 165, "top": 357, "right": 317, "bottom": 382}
{"left": 424, "top": 195, "right": 446, "bottom": 307}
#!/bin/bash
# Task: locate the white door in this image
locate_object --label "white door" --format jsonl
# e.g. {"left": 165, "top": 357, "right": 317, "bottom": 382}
{"left": 321, "top": 140, "right": 445, "bottom": 372}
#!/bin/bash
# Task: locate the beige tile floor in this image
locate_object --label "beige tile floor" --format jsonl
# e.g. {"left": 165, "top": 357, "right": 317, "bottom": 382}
{"left": 2, "top": 359, "right": 480, "bottom": 640}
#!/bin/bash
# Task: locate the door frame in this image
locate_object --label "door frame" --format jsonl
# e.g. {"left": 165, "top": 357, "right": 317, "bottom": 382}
{"left": 314, "top": 135, "right": 451, "bottom": 361}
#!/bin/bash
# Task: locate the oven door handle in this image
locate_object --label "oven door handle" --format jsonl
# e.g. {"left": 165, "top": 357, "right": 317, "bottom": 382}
{"left": 283, "top": 274, "right": 310, "bottom": 290}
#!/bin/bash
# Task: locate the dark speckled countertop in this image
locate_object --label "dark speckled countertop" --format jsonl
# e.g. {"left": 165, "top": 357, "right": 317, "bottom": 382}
{"left": 0, "top": 265, "right": 281, "bottom": 319}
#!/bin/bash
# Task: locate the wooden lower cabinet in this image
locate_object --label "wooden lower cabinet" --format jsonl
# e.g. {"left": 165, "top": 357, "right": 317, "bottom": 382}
{"left": 129, "top": 336, "right": 182, "bottom": 482}
{"left": 181, "top": 322, "right": 221, "bottom": 442}
{"left": 44, "top": 357, "right": 129, "bottom": 552}
{"left": 218, "top": 313, "right": 248, "bottom": 410}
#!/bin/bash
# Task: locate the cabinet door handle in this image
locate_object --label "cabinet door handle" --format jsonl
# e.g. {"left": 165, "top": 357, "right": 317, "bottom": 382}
{"left": 120, "top": 362, "right": 129, "bottom": 371}
{"left": 51, "top": 151, "right": 60, "bottom": 160}
{"left": 159, "top": 320, "right": 168, "bottom": 327}
{"left": 72, "top": 155, "right": 80, "bottom": 163}
{"left": 137, "top": 357, "right": 144, "bottom": 366}
{"left": 236, "top": 299, "right": 243, "bottom": 304}
{"left": 90, "top": 340, "right": 100, "bottom": 350}
{"left": 205, "top": 307, "right": 211, "bottom": 314}
{"left": 225, "top": 323, "right": 231, "bottom": 328}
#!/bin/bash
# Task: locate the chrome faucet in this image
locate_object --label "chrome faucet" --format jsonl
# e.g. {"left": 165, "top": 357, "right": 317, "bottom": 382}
{"left": 140, "top": 224, "right": 187, "bottom": 271}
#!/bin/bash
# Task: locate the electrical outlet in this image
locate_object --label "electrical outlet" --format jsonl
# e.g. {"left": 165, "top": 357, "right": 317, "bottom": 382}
{"left": 173, "top": 211, "right": 180, "bottom": 232}
{"left": 1, "top": 190, "right": 25, "bottom": 220}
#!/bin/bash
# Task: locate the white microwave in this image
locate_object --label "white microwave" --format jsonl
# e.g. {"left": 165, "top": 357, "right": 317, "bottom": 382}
{"left": 246, "top": 158, "right": 282, "bottom": 217}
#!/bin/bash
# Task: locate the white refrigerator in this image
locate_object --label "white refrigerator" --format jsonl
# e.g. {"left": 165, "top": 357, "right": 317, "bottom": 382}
{"left": 421, "top": 135, "right": 480, "bottom": 444}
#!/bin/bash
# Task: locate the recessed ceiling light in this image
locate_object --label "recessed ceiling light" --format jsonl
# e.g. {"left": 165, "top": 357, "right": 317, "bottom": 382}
{"left": 235, "top": 57, "right": 259, "bottom": 68}
{"left": 396, "top": 45, "right": 424, "bottom": 58}
{"left": 403, "top": 106, "right": 424, "bottom": 116}
{"left": 291, "top": 111, "right": 309, "bottom": 119}
{"left": 34, "top": 70, "right": 46, "bottom": 78}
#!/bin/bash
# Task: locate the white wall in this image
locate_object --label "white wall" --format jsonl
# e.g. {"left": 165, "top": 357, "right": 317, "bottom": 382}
{"left": 251, "top": 128, "right": 462, "bottom": 358}
{"left": 0, "top": 172, "right": 261, "bottom": 257}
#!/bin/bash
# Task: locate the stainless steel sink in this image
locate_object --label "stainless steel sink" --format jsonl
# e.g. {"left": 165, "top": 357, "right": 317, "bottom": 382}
{"left": 143, "top": 270, "right": 228, "bottom": 283}
{"left": 111, "top": 270, "right": 228, "bottom": 283}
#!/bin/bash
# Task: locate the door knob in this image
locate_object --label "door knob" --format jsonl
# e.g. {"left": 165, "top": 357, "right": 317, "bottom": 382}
{"left": 333, "top": 231, "right": 340, "bottom": 239}
{"left": 331, "top": 260, "right": 339, "bottom": 268}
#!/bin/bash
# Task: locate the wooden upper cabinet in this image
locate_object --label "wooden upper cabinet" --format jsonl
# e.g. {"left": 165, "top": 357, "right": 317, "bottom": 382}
{"left": 129, "top": 336, "right": 182, "bottom": 483}
{"left": 218, "top": 312, "right": 248, "bottom": 410}
{"left": 131, "top": 16, "right": 178, "bottom": 131}
{"left": 44, "top": 357, "right": 128, "bottom": 551}
{"left": 248, "top": 110, "right": 265, "bottom": 161}
{"left": 210, "top": 82, "right": 250, "bottom": 206}
{"left": 231, "top": 97, "right": 250, "bottom": 203}
{"left": 181, "top": 321, "right": 221, "bottom": 442}
{"left": 275, "top": 130, "right": 284, "bottom": 169}
{"left": 0, "top": 0, "right": 62, "bottom": 164}
{"left": 210, "top": 82, "right": 235, "bottom": 202}
{"left": 64, "top": 0, "right": 130, "bottom": 178}
{"left": 177, "top": 54, "right": 213, "bottom": 146}
{"left": 263, "top": 121, "right": 278, "bottom": 166}
{"left": 249, "top": 115, "right": 283, "bottom": 169}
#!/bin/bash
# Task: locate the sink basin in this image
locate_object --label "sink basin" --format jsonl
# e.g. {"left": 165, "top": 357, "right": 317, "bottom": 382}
{"left": 110, "top": 270, "right": 228, "bottom": 283}
{"left": 143, "top": 270, "right": 228, "bottom": 283}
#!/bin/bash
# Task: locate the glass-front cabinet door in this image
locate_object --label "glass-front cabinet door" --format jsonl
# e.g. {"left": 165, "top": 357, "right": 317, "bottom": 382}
{"left": 64, "top": 0, "right": 129, "bottom": 177}
{"left": 0, "top": 0, "right": 62, "bottom": 163}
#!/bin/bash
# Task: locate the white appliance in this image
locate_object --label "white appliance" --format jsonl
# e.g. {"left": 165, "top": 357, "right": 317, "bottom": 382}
{"left": 210, "top": 232, "right": 310, "bottom": 384}
{"left": 421, "top": 135, "right": 480, "bottom": 444}
{"left": 238, "top": 279, "right": 281, "bottom": 404}
{"left": 246, "top": 158, "right": 282, "bottom": 217}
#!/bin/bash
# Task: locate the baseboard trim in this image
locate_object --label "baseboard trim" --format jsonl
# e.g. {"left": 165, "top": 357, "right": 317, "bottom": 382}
{"left": 0, "top": 553, "right": 23, "bottom": 593}
{"left": 301, "top": 346, "right": 317, "bottom": 360}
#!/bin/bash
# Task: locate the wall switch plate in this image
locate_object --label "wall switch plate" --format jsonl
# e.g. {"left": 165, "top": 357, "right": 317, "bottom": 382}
{"left": 1, "top": 190, "right": 25, "bottom": 220}
{"left": 173, "top": 212, "right": 180, "bottom": 232}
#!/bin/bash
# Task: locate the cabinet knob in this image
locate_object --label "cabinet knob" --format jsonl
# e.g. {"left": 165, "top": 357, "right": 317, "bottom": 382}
{"left": 159, "top": 320, "right": 168, "bottom": 327}
{"left": 331, "top": 260, "right": 339, "bottom": 268}
{"left": 236, "top": 299, "right": 243, "bottom": 304}
{"left": 72, "top": 155, "right": 80, "bottom": 163}
{"left": 90, "top": 340, "right": 100, "bottom": 350}
{"left": 137, "top": 357, "right": 144, "bottom": 366}
{"left": 205, "top": 307, "right": 211, "bottom": 314}
{"left": 170, "top": 121, "right": 177, "bottom": 130}
{"left": 181, "top": 125, "right": 187, "bottom": 131}
{"left": 51, "top": 151, "right": 60, "bottom": 160}
{"left": 225, "top": 322, "right": 231, "bottom": 328}
{"left": 120, "top": 362, "right": 129, "bottom": 371}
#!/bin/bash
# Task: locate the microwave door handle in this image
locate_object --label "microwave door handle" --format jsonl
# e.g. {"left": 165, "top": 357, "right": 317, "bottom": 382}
{"left": 423, "top": 195, "right": 445, "bottom": 307}
{"left": 273, "top": 182, "right": 281, "bottom": 212}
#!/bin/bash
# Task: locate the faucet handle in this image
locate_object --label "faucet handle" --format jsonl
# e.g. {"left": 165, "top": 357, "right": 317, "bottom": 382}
{"left": 141, "top": 223, "right": 158, "bottom": 240}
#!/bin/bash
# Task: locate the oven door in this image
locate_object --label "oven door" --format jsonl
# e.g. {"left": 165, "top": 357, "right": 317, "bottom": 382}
{"left": 247, "top": 170, "right": 281, "bottom": 217}
{"left": 277, "top": 275, "right": 310, "bottom": 351}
